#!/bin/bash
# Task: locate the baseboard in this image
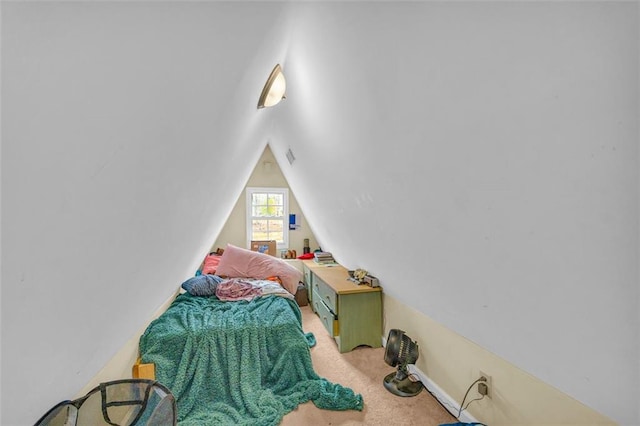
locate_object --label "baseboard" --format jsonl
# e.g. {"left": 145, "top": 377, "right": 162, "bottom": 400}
{"left": 382, "top": 335, "right": 479, "bottom": 424}
{"left": 407, "top": 364, "right": 480, "bottom": 424}
{"left": 382, "top": 295, "right": 617, "bottom": 425}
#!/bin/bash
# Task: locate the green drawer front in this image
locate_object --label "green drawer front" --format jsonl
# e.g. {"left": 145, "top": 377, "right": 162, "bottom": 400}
{"left": 303, "top": 266, "right": 313, "bottom": 306}
{"left": 303, "top": 266, "right": 311, "bottom": 286}
{"left": 314, "top": 297, "right": 337, "bottom": 338}
{"left": 313, "top": 276, "right": 337, "bottom": 314}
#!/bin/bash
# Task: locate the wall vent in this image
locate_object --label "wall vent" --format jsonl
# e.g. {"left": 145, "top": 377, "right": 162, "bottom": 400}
{"left": 286, "top": 148, "right": 296, "bottom": 165}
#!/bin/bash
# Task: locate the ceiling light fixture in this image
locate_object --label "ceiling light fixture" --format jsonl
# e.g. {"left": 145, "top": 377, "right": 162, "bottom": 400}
{"left": 257, "top": 64, "right": 286, "bottom": 109}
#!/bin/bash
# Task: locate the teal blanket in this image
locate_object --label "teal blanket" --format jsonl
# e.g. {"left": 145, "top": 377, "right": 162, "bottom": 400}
{"left": 139, "top": 293, "right": 363, "bottom": 425}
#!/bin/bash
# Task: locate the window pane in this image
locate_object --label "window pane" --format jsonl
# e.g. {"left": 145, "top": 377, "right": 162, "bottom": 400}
{"left": 267, "top": 205, "right": 283, "bottom": 217}
{"left": 252, "top": 205, "right": 283, "bottom": 218}
{"left": 252, "top": 193, "right": 267, "bottom": 205}
{"left": 268, "top": 219, "right": 283, "bottom": 234}
{"left": 269, "top": 220, "right": 284, "bottom": 242}
{"left": 253, "top": 206, "right": 269, "bottom": 217}
{"left": 267, "top": 194, "right": 283, "bottom": 206}
{"left": 252, "top": 220, "right": 268, "bottom": 240}
{"left": 270, "top": 230, "right": 284, "bottom": 243}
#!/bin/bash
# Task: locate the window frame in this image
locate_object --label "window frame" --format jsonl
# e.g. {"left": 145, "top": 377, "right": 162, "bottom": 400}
{"left": 245, "top": 187, "right": 289, "bottom": 250}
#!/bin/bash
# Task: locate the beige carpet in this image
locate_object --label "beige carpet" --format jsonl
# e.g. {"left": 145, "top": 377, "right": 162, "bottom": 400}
{"left": 281, "top": 305, "right": 457, "bottom": 426}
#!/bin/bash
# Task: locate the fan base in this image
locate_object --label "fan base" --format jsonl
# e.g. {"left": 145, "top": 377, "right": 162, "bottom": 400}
{"left": 383, "top": 371, "right": 424, "bottom": 397}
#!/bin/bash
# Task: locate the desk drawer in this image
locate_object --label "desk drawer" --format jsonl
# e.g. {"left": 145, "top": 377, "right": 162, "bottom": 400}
{"left": 314, "top": 297, "right": 338, "bottom": 337}
{"left": 313, "top": 276, "right": 337, "bottom": 314}
{"left": 303, "top": 265, "right": 312, "bottom": 286}
{"left": 303, "top": 266, "right": 313, "bottom": 308}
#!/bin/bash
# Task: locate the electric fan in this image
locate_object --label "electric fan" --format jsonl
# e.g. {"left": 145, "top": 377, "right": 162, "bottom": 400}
{"left": 383, "top": 329, "right": 424, "bottom": 397}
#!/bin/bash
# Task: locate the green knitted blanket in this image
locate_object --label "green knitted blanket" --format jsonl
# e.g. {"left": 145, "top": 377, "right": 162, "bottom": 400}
{"left": 139, "top": 293, "right": 363, "bottom": 425}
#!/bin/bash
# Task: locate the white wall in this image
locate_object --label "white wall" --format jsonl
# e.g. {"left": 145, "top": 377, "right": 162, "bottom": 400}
{"left": 1, "top": 2, "right": 290, "bottom": 424}
{"left": 212, "top": 144, "right": 320, "bottom": 255}
{"left": 268, "top": 2, "right": 639, "bottom": 424}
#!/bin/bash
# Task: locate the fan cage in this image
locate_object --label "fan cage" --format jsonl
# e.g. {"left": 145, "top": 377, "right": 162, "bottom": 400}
{"left": 382, "top": 329, "right": 424, "bottom": 397}
{"left": 385, "top": 329, "right": 419, "bottom": 367}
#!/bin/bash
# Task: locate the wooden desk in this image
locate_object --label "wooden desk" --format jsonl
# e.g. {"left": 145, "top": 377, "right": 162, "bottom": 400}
{"left": 302, "top": 260, "right": 382, "bottom": 353}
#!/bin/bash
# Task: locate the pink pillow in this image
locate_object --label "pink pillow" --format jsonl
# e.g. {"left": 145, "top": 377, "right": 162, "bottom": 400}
{"left": 216, "top": 244, "right": 302, "bottom": 294}
{"left": 201, "top": 254, "right": 221, "bottom": 275}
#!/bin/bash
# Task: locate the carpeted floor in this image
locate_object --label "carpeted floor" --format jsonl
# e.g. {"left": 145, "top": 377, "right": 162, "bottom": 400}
{"left": 281, "top": 305, "right": 457, "bottom": 426}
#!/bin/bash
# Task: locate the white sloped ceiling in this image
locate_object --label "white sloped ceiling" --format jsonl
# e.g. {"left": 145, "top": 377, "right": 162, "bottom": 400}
{"left": 266, "top": 3, "right": 639, "bottom": 425}
{"left": 1, "top": 2, "right": 291, "bottom": 423}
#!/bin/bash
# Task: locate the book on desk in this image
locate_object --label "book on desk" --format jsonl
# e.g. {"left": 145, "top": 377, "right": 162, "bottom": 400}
{"left": 313, "top": 251, "right": 336, "bottom": 264}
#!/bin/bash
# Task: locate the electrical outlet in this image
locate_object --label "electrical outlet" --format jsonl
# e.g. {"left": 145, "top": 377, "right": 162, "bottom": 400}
{"left": 479, "top": 370, "right": 492, "bottom": 398}
{"left": 478, "top": 382, "right": 488, "bottom": 396}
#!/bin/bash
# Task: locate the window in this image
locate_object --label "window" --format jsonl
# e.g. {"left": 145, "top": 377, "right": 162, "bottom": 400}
{"left": 246, "top": 187, "right": 289, "bottom": 250}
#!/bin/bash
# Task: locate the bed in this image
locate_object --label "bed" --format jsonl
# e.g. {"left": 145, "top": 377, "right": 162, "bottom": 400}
{"left": 139, "top": 244, "right": 363, "bottom": 425}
